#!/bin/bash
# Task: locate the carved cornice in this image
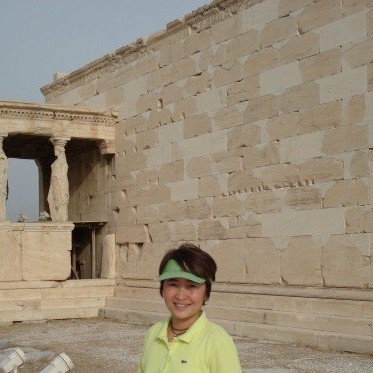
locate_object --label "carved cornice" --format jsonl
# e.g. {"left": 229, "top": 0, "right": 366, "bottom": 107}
{"left": 0, "top": 101, "right": 116, "bottom": 125}
{"left": 41, "top": 0, "right": 262, "bottom": 99}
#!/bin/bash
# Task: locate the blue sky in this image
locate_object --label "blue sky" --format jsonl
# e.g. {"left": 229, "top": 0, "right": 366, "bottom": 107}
{"left": 0, "top": 0, "right": 208, "bottom": 221}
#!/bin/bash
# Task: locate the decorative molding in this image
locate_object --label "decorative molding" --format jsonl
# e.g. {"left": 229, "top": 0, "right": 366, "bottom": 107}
{"left": 0, "top": 101, "right": 116, "bottom": 125}
{"left": 40, "top": 0, "right": 263, "bottom": 99}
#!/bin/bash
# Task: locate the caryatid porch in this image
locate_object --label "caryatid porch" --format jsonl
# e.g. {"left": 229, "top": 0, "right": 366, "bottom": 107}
{"left": 0, "top": 101, "right": 117, "bottom": 281}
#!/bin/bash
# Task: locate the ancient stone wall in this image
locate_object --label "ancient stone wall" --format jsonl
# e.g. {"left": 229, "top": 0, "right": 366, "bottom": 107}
{"left": 43, "top": 0, "right": 373, "bottom": 288}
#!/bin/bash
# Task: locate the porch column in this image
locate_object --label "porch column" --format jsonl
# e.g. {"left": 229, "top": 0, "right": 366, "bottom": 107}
{"left": 0, "top": 135, "right": 8, "bottom": 221}
{"left": 47, "top": 137, "right": 70, "bottom": 221}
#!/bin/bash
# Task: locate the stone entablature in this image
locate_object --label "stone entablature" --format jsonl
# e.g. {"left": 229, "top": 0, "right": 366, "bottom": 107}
{"left": 0, "top": 101, "right": 117, "bottom": 152}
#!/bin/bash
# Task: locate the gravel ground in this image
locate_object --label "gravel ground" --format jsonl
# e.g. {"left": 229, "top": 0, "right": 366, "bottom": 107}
{"left": 1, "top": 318, "right": 373, "bottom": 372}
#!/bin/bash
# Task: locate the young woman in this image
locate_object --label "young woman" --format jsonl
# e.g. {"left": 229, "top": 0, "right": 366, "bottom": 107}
{"left": 137, "top": 243, "right": 242, "bottom": 373}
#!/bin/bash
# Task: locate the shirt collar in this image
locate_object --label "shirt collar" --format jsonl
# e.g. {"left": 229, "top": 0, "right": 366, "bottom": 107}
{"left": 157, "top": 311, "right": 208, "bottom": 344}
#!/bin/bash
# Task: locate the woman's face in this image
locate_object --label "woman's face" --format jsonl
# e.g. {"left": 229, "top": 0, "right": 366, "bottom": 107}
{"left": 162, "top": 278, "right": 206, "bottom": 326}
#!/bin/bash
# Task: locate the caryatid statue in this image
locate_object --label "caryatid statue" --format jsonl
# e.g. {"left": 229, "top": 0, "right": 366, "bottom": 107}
{"left": 47, "top": 138, "right": 69, "bottom": 221}
{"left": 0, "top": 135, "right": 8, "bottom": 221}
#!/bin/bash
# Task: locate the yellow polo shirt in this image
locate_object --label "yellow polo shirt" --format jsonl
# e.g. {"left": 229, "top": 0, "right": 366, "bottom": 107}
{"left": 137, "top": 311, "right": 242, "bottom": 373}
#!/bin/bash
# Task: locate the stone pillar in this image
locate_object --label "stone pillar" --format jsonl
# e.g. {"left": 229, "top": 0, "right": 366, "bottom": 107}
{"left": 47, "top": 137, "right": 70, "bottom": 221}
{"left": 0, "top": 135, "right": 8, "bottom": 221}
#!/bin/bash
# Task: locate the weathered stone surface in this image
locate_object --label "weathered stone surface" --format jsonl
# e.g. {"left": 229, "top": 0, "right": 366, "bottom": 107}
{"left": 226, "top": 29, "right": 259, "bottom": 61}
{"left": 344, "top": 94, "right": 365, "bottom": 125}
{"left": 343, "top": 39, "right": 373, "bottom": 69}
{"left": 245, "top": 190, "right": 281, "bottom": 214}
{"left": 198, "top": 218, "right": 228, "bottom": 240}
{"left": 171, "top": 222, "right": 198, "bottom": 242}
{"left": 279, "top": 82, "right": 320, "bottom": 113}
{"left": 284, "top": 187, "right": 322, "bottom": 211}
{"left": 213, "top": 106, "right": 243, "bottom": 130}
{"left": 299, "top": 157, "right": 344, "bottom": 184}
{"left": 323, "top": 179, "right": 369, "bottom": 208}
{"left": 299, "top": 100, "right": 342, "bottom": 134}
{"left": 244, "top": 94, "right": 279, "bottom": 123}
{"left": 281, "top": 236, "right": 322, "bottom": 286}
{"left": 266, "top": 112, "right": 299, "bottom": 140}
{"left": 245, "top": 238, "right": 281, "bottom": 284}
{"left": 260, "top": 164, "right": 300, "bottom": 189}
{"left": 322, "top": 235, "right": 370, "bottom": 287}
{"left": 350, "top": 151, "right": 370, "bottom": 177}
{"left": 159, "top": 160, "right": 184, "bottom": 184}
{"left": 213, "top": 195, "right": 243, "bottom": 217}
{"left": 322, "top": 124, "right": 368, "bottom": 154}
{"left": 183, "top": 71, "right": 211, "bottom": 98}
{"left": 184, "top": 114, "right": 211, "bottom": 139}
{"left": 279, "top": 0, "right": 313, "bottom": 17}
{"left": 186, "top": 156, "right": 212, "bottom": 178}
{"left": 228, "top": 170, "right": 262, "bottom": 194}
{"left": 0, "top": 228, "right": 22, "bottom": 281}
{"left": 298, "top": 0, "right": 341, "bottom": 33}
{"left": 243, "top": 48, "right": 278, "bottom": 78}
{"left": 137, "top": 205, "right": 159, "bottom": 224}
{"left": 299, "top": 48, "right": 341, "bottom": 83}
{"left": 159, "top": 202, "right": 186, "bottom": 222}
{"left": 186, "top": 198, "right": 211, "bottom": 220}
{"left": 228, "top": 123, "right": 261, "bottom": 149}
{"left": 199, "top": 175, "right": 225, "bottom": 197}
{"left": 261, "top": 16, "right": 298, "bottom": 48}
{"left": 212, "top": 61, "right": 242, "bottom": 88}
{"left": 345, "top": 207, "right": 365, "bottom": 234}
{"left": 226, "top": 76, "right": 259, "bottom": 106}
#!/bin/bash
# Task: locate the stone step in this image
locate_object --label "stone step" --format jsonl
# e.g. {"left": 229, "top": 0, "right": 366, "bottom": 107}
{"left": 100, "top": 306, "right": 373, "bottom": 354}
{"left": 114, "top": 284, "right": 373, "bottom": 319}
{"left": 0, "top": 279, "right": 115, "bottom": 323}
{"left": 105, "top": 296, "right": 373, "bottom": 337}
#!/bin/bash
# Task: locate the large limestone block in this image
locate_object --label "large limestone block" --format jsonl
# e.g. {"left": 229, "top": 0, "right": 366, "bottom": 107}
{"left": 260, "top": 61, "right": 302, "bottom": 96}
{"left": 184, "top": 114, "right": 212, "bottom": 139}
{"left": 226, "top": 76, "right": 259, "bottom": 106}
{"left": 160, "top": 83, "right": 183, "bottom": 106}
{"left": 324, "top": 179, "right": 369, "bottom": 208}
{"left": 226, "top": 29, "right": 259, "bottom": 61}
{"left": 148, "top": 222, "right": 171, "bottom": 242}
{"left": 281, "top": 236, "right": 322, "bottom": 286}
{"left": 297, "top": 0, "right": 341, "bottom": 33}
{"left": 299, "top": 101, "right": 342, "bottom": 134}
{"left": 280, "top": 132, "right": 322, "bottom": 163}
{"left": 228, "top": 123, "right": 261, "bottom": 149}
{"left": 260, "top": 164, "right": 300, "bottom": 189}
{"left": 213, "top": 106, "right": 243, "bottom": 130}
{"left": 277, "top": 31, "right": 319, "bottom": 66}
{"left": 245, "top": 238, "right": 281, "bottom": 284}
{"left": 279, "top": 82, "right": 320, "bottom": 113}
{"left": 22, "top": 250, "right": 71, "bottom": 281}
{"left": 137, "top": 205, "right": 159, "bottom": 224}
{"left": 183, "top": 29, "right": 211, "bottom": 57}
{"left": 243, "top": 141, "right": 278, "bottom": 172}
{"left": 243, "top": 48, "right": 278, "bottom": 78}
{"left": 300, "top": 48, "right": 341, "bottom": 83}
{"left": 228, "top": 170, "right": 262, "bottom": 194}
{"left": 244, "top": 94, "right": 278, "bottom": 123}
{"left": 101, "top": 234, "right": 116, "bottom": 279}
{"left": 216, "top": 155, "right": 243, "bottom": 174}
{"left": 213, "top": 195, "right": 243, "bottom": 217}
{"left": 183, "top": 71, "right": 211, "bottom": 98}
{"left": 136, "top": 129, "right": 158, "bottom": 151}
{"left": 261, "top": 16, "right": 298, "bottom": 48}
{"left": 159, "top": 201, "right": 186, "bottom": 222}
{"left": 278, "top": 0, "right": 313, "bottom": 17}
{"left": 147, "top": 107, "right": 172, "bottom": 129}
{"left": 260, "top": 208, "right": 345, "bottom": 237}
{"left": 244, "top": 190, "right": 281, "bottom": 214}
{"left": 186, "top": 199, "right": 211, "bottom": 220}
{"left": 322, "top": 235, "right": 370, "bottom": 287}
{"left": 266, "top": 112, "right": 299, "bottom": 140}
{"left": 283, "top": 187, "right": 322, "bottom": 211}
{"left": 159, "top": 160, "right": 184, "bottom": 184}
{"left": 135, "top": 53, "right": 158, "bottom": 78}
{"left": 199, "top": 175, "right": 226, "bottom": 197}
{"left": 146, "top": 65, "right": 173, "bottom": 92}
{"left": 211, "top": 13, "right": 242, "bottom": 45}
{"left": 171, "top": 57, "right": 200, "bottom": 82}
{"left": 211, "top": 240, "right": 245, "bottom": 282}
{"left": 170, "top": 179, "right": 198, "bottom": 201}
{"left": 315, "top": 11, "right": 367, "bottom": 52}
{"left": 322, "top": 123, "right": 368, "bottom": 154}
{"left": 344, "top": 39, "right": 373, "bottom": 69}
{"left": 198, "top": 218, "right": 228, "bottom": 240}
{"left": 319, "top": 66, "right": 367, "bottom": 104}
{"left": 186, "top": 156, "right": 212, "bottom": 178}
{"left": 117, "top": 225, "right": 150, "bottom": 244}
{"left": 242, "top": 0, "right": 278, "bottom": 31}
{"left": 0, "top": 228, "right": 22, "bottom": 281}
{"left": 126, "top": 185, "right": 170, "bottom": 206}
{"left": 345, "top": 206, "right": 365, "bottom": 233}
{"left": 171, "top": 222, "right": 198, "bottom": 242}
{"left": 299, "top": 157, "right": 344, "bottom": 184}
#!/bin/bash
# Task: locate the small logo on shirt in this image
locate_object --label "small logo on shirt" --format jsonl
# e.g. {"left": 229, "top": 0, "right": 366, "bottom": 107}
{"left": 181, "top": 360, "right": 187, "bottom": 364}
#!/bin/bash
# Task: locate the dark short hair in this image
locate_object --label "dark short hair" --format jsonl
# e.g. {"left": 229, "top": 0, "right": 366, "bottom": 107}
{"left": 159, "top": 243, "right": 217, "bottom": 301}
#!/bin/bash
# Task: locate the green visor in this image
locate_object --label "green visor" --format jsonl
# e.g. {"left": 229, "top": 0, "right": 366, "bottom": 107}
{"left": 157, "top": 259, "right": 206, "bottom": 283}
